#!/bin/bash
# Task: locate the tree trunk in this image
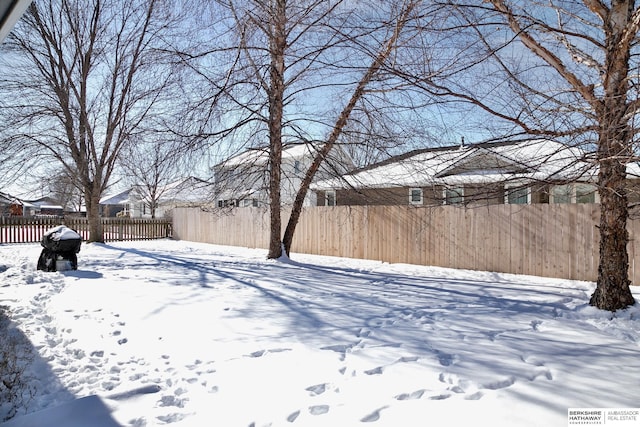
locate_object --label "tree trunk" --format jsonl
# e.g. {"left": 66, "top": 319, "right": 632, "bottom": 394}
{"left": 266, "top": 0, "right": 286, "bottom": 259}
{"left": 589, "top": 0, "right": 635, "bottom": 310}
{"left": 85, "top": 190, "right": 104, "bottom": 243}
{"left": 590, "top": 81, "right": 635, "bottom": 310}
{"left": 591, "top": 152, "right": 634, "bottom": 310}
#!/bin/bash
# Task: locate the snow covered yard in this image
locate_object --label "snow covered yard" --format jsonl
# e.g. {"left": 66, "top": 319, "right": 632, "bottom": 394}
{"left": 1, "top": 239, "right": 640, "bottom": 427}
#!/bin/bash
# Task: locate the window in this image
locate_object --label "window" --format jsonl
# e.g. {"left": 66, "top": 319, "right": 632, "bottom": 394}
{"left": 575, "top": 184, "right": 596, "bottom": 204}
{"left": 217, "top": 199, "right": 237, "bottom": 208}
{"left": 444, "top": 187, "right": 464, "bottom": 205}
{"left": 409, "top": 188, "right": 423, "bottom": 205}
{"left": 551, "top": 184, "right": 598, "bottom": 204}
{"left": 325, "top": 190, "right": 336, "bottom": 206}
{"left": 506, "top": 187, "right": 529, "bottom": 205}
{"left": 551, "top": 185, "right": 572, "bottom": 204}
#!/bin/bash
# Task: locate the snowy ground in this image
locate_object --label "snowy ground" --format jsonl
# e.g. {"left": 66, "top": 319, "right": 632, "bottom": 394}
{"left": 1, "top": 239, "right": 640, "bottom": 426}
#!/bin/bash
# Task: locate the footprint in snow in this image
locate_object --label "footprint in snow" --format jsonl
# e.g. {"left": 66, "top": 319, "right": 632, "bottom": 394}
{"left": 305, "top": 383, "right": 328, "bottom": 396}
{"left": 434, "top": 350, "right": 457, "bottom": 366}
{"left": 530, "top": 320, "right": 543, "bottom": 331}
{"left": 361, "top": 406, "right": 388, "bottom": 423}
{"left": 287, "top": 410, "right": 300, "bottom": 422}
{"left": 481, "top": 376, "right": 515, "bottom": 390}
{"left": 159, "top": 395, "right": 187, "bottom": 408}
{"left": 465, "top": 391, "right": 484, "bottom": 400}
{"left": 357, "top": 327, "right": 372, "bottom": 338}
{"left": 246, "top": 348, "right": 292, "bottom": 358}
{"left": 364, "top": 366, "right": 384, "bottom": 375}
{"left": 308, "top": 405, "right": 329, "bottom": 416}
{"left": 395, "top": 389, "right": 425, "bottom": 400}
{"left": 429, "top": 393, "right": 451, "bottom": 400}
{"left": 396, "top": 356, "right": 419, "bottom": 363}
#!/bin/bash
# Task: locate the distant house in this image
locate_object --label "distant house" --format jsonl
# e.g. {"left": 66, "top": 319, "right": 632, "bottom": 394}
{"left": 312, "top": 139, "right": 640, "bottom": 207}
{"left": 99, "top": 189, "right": 130, "bottom": 217}
{"left": 26, "top": 196, "right": 65, "bottom": 216}
{"left": 100, "top": 177, "right": 214, "bottom": 218}
{"left": 213, "top": 143, "right": 354, "bottom": 208}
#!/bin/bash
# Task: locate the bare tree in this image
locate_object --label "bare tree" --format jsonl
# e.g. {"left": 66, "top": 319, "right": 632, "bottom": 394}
{"left": 41, "top": 167, "right": 84, "bottom": 213}
{"left": 193, "top": 0, "right": 431, "bottom": 258}
{"left": 191, "top": 0, "right": 347, "bottom": 258}
{"left": 399, "top": 1, "right": 638, "bottom": 311}
{"left": 282, "top": 1, "right": 424, "bottom": 256}
{"left": 0, "top": 0, "right": 186, "bottom": 241}
{"left": 119, "top": 138, "right": 187, "bottom": 218}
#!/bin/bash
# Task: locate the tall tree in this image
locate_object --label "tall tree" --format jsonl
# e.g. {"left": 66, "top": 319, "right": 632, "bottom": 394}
{"left": 413, "top": 1, "right": 639, "bottom": 311}
{"left": 0, "top": 0, "right": 185, "bottom": 241}
{"left": 198, "top": 0, "right": 351, "bottom": 258}
{"left": 195, "top": 0, "right": 429, "bottom": 258}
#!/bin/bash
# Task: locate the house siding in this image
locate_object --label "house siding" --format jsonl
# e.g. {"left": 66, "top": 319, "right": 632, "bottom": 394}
{"left": 320, "top": 184, "right": 520, "bottom": 207}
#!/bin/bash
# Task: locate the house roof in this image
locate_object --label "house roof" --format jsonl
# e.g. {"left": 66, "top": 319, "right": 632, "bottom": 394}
{"left": 104, "top": 177, "right": 215, "bottom": 206}
{"left": 0, "top": 191, "right": 15, "bottom": 205}
{"left": 149, "top": 177, "right": 214, "bottom": 204}
{"left": 0, "top": 190, "right": 38, "bottom": 208}
{"left": 100, "top": 189, "right": 131, "bottom": 205}
{"left": 220, "top": 143, "right": 318, "bottom": 167}
{"left": 312, "top": 139, "right": 599, "bottom": 190}
{"left": 218, "top": 142, "right": 353, "bottom": 169}
{"left": 0, "top": 0, "right": 31, "bottom": 43}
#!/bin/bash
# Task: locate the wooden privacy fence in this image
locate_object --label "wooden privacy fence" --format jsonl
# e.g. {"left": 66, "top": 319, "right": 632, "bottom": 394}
{"left": 0, "top": 216, "right": 172, "bottom": 244}
{"left": 172, "top": 204, "right": 640, "bottom": 284}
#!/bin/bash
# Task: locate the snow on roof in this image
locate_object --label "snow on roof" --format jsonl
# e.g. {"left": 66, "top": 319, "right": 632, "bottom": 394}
{"left": 312, "top": 139, "right": 596, "bottom": 190}
{"left": 134, "top": 177, "right": 215, "bottom": 204}
{"left": 220, "top": 143, "right": 340, "bottom": 167}
{"left": 100, "top": 189, "right": 131, "bottom": 205}
{"left": 0, "top": 191, "right": 34, "bottom": 207}
{"left": 160, "top": 177, "right": 214, "bottom": 203}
